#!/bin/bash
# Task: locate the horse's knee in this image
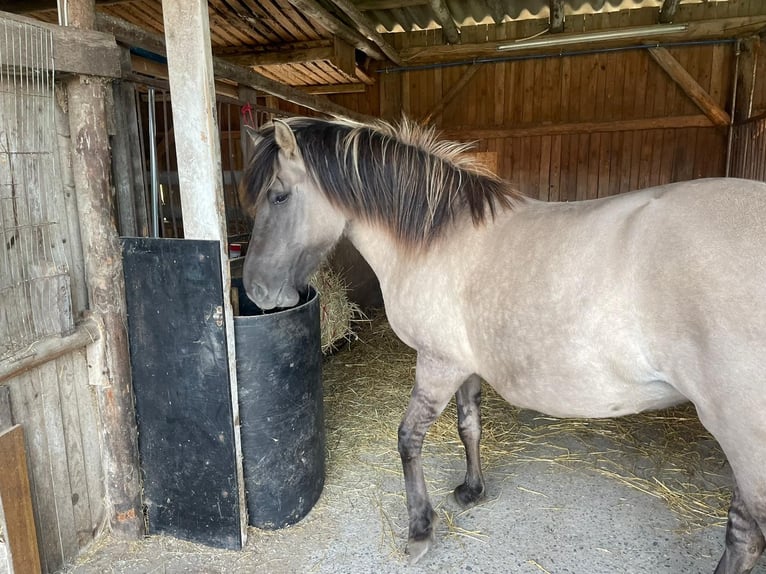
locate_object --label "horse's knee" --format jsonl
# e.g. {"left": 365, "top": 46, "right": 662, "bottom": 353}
{"left": 398, "top": 422, "right": 420, "bottom": 462}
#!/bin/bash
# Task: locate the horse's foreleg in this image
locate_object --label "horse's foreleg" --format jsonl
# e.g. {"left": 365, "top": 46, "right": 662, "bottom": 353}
{"left": 454, "top": 375, "right": 486, "bottom": 507}
{"left": 398, "top": 354, "right": 467, "bottom": 565}
{"left": 714, "top": 486, "right": 766, "bottom": 574}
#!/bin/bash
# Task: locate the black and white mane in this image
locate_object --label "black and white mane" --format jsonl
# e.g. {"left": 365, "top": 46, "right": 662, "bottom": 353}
{"left": 241, "top": 117, "right": 521, "bottom": 248}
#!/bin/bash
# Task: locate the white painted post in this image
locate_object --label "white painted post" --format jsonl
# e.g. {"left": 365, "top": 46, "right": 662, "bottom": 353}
{"left": 161, "top": 0, "right": 247, "bottom": 546}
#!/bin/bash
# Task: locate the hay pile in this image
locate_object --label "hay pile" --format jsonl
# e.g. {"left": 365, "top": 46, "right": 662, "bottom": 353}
{"left": 310, "top": 265, "right": 366, "bottom": 354}
{"left": 322, "top": 313, "right": 731, "bottom": 533}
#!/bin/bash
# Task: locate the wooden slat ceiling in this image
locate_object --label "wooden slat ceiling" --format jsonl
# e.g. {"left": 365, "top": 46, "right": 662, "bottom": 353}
{"left": 9, "top": 0, "right": 766, "bottom": 96}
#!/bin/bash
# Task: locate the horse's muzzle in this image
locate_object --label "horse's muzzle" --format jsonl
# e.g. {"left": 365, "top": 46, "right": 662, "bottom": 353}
{"left": 245, "top": 281, "right": 300, "bottom": 310}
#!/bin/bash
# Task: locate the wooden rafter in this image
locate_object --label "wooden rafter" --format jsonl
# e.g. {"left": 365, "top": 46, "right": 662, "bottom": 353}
{"left": 647, "top": 46, "right": 731, "bottom": 126}
{"left": 286, "top": 0, "right": 384, "bottom": 60}
{"left": 329, "top": 0, "right": 402, "bottom": 64}
{"left": 429, "top": 0, "right": 460, "bottom": 45}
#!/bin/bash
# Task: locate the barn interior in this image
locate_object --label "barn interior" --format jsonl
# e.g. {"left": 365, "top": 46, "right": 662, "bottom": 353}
{"left": 1, "top": 0, "right": 765, "bottom": 573}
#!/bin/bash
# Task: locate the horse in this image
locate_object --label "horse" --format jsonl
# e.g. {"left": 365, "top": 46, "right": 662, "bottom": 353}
{"left": 238, "top": 116, "right": 766, "bottom": 573}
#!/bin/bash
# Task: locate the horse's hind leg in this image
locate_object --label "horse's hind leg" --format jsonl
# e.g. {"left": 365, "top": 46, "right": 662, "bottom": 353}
{"left": 454, "top": 375, "right": 486, "bottom": 507}
{"left": 715, "top": 485, "right": 766, "bottom": 574}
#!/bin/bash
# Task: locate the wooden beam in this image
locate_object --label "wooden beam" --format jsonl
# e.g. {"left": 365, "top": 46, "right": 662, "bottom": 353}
{"left": 0, "top": 0, "right": 129, "bottom": 13}
{"left": 647, "top": 46, "right": 731, "bottom": 126}
{"left": 304, "top": 82, "right": 367, "bottom": 95}
{"left": 550, "top": 0, "right": 565, "bottom": 33}
{"left": 286, "top": 0, "right": 384, "bottom": 60}
{"left": 399, "top": 16, "right": 766, "bottom": 65}
{"left": 329, "top": 0, "right": 402, "bottom": 64}
{"left": 659, "top": 0, "right": 681, "bottom": 24}
{"left": 129, "top": 54, "right": 240, "bottom": 99}
{"left": 94, "top": 13, "right": 373, "bottom": 122}
{"left": 0, "top": 10, "right": 120, "bottom": 77}
{"left": 735, "top": 36, "right": 761, "bottom": 122}
{"left": 333, "top": 36, "right": 356, "bottom": 76}
{"left": 429, "top": 0, "right": 460, "bottom": 45}
{"left": 213, "top": 39, "right": 332, "bottom": 58}
{"left": 440, "top": 114, "right": 716, "bottom": 140}
{"left": 222, "top": 43, "right": 335, "bottom": 67}
{"left": 0, "top": 318, "right": 100, "bottom": 383}
{"left": 64, "top": 0, "right": 143, "bottom": 540}
{"left": 422, "top": 63, "right": 480, "bottom": 124}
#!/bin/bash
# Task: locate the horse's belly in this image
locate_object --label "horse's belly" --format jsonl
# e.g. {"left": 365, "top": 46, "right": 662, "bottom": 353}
{"left": 484, "top": 365, "right": 687, "bottom": 419}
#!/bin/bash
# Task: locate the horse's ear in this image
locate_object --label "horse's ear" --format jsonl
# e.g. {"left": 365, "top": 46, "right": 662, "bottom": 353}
{"left": 241, "top": 125, "right": 261, "bottom": 162}
{"left": 273, "top": 119, "right": 298, "bottom": 157}
{"left": 242, "top": 124, "right": 261, "bottom": 145}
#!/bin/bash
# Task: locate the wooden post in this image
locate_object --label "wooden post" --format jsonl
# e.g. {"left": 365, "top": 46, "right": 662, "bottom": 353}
{"left": 63, "top": 0, "right": 143, "bottom": 538}
{"left": 162, "top": 0, "right": 247, "bottom": 546}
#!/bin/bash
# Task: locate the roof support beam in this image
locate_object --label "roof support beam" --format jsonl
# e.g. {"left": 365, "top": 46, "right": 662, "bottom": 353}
{"left": 429, "top": 0, "right": 460, "bottom": 45}
{"left": 329, "top": 0, "right": 402, "bottom": 64}
{"left": 647, "top": 46, "right": 731, "bottom": 126}
{"left": 286, "top": 0, "right": 385, "bottom": 60}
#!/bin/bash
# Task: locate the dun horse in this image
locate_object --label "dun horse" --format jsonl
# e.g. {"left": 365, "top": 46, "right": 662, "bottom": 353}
{"left": 240, "top": 117, "right": 766, "bottom": 573}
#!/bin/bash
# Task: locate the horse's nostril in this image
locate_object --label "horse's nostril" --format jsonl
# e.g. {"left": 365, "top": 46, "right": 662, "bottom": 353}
{"left": 246, "top": 283, "right": 267, "bottom": 303}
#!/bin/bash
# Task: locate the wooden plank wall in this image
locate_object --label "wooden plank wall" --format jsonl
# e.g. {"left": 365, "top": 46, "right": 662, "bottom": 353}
{"left": 327, "top": 3, "right": 766, "bottom": 202}
{"left": 2, "top": 350, "right": 105, "bottom": 574}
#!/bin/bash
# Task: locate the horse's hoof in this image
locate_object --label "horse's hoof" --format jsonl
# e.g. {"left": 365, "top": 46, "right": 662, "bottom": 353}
{"left": 454, "top": 482, "right": 485, "bottom": 507}
{"left": 406, "top": 537, "right": 433, "bottom": 565}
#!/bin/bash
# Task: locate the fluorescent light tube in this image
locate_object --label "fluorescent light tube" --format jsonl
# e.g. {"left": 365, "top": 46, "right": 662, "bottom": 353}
{"left": 497, "top": 24, "right": 689, "bottom": 52}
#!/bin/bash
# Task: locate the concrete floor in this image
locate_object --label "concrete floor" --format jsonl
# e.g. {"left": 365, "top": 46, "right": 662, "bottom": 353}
{"left": 64, "top": 458, "right": 766, "bottom": 574}
{"left": 64, "top": 319, "right": 766, "bottom": 574}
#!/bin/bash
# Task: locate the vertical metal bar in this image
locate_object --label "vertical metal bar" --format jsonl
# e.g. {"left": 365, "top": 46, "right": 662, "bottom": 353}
{"left": 161, "top": 89, "right": 179, "bottom": 237}
{"left": 147, "top": 87, "right": 160, "bottom": 237}
{"left": 57, "top": 0, "right": 68, "bottom": 26}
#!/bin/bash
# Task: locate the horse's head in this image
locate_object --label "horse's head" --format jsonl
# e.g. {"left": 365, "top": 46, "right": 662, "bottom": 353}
{"left": 240, "top": 120, "right": 346, "bottom": 310}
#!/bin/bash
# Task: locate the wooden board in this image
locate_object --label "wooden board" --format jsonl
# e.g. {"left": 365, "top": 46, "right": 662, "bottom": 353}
{"left": 0, "top": 425, "right": 43, "bottom": 574}
{"left": 121, "top": 238, "right": 243, "bottom": 550}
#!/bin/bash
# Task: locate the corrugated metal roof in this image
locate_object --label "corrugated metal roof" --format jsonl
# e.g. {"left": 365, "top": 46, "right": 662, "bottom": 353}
{"left": 364, "top": 0, "right": 699, "bottom": 32}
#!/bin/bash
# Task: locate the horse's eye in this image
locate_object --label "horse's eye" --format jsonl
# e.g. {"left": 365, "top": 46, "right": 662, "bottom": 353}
{"left": 271, "top": 191, "right": 291, "bottom": 206}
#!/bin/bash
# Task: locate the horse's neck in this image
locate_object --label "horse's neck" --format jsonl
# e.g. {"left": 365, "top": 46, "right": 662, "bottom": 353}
{"left": 345, "top": 223, "right": 401, "bottom": 284}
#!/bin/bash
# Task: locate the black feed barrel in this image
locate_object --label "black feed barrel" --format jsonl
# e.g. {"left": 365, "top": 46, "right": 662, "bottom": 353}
{"left": 233, "top": 282, "right": 325, "bottom": 529}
